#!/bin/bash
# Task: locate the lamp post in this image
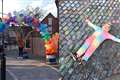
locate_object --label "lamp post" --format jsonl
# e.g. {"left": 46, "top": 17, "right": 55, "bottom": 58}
{"left": 1, "top": 0, "right": 6, "bottom": 80}
{"left": 2, "top": 0, "right": 3, "bottom": 18}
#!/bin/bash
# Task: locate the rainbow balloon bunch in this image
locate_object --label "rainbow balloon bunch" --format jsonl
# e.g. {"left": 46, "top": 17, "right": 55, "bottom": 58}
{"left": 45, "top": 33, "right": 59, "bottom": 55}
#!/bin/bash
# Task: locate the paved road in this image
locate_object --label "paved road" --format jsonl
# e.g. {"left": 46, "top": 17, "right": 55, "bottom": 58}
{"left": 5, "top": 49, "right": 61, "bottom": 80}
{"left": 0, "top": 70, "right": 14, "bottom": 80}
{"left": 6, "top": 57, "right": 61, "bottom": 80}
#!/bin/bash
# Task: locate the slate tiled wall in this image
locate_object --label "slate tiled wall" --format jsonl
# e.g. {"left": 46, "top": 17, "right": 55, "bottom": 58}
{"left": 59, "top": 0, "right": 120, "bottom": 80}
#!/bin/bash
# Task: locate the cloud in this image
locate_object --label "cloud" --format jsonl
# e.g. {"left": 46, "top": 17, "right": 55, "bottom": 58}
{"left": 29, "top": 0, "right": 43, "bottom": 8}
{"left": 0, "top": 0, "right": 57, "bottom": 18}
{"left": 3, "top": 0, "right": 21, "bottom": 13}
{"left": 0, "top": 2, "right": 2, "bottom": 17}
{"left": 29, "top": 0, "right": 57, "bottom": 18}
{"left": 43, "top": 3, "right": 57, "bottom": 17}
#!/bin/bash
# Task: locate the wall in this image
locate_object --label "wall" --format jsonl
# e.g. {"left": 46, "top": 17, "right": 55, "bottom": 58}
{"left": 41, "top": 13, "right": 59, "bottom": 34}
{"left": 31, "top": 37, "right": 45, "bottom": 57}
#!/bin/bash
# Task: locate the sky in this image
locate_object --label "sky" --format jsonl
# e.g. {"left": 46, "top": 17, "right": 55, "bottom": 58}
{"left": 0, "top": 0, "right": 57, "bottom": 18}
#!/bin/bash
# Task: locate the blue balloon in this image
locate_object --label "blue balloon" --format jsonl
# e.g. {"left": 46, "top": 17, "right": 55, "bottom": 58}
{"left": 0, "top": 22, "right": 5, "bottom": 32}
{"left": 40, "top": 23, "right": 47, "bottom": 29}
{"left": 19, "top": 13, "right": 24, "bottom": 17}
{"left": 39, "top": 23, "right": 48, "bottom": 33}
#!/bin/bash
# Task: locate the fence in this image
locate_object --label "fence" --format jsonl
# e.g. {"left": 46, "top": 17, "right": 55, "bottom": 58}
{"left": 59, "top": 0, "right": 120, "bottom": 80}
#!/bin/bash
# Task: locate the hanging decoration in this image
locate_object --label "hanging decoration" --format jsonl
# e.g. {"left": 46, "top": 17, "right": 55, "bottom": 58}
{"left": 2, "top": 11, "right": 59, "bottom": 60}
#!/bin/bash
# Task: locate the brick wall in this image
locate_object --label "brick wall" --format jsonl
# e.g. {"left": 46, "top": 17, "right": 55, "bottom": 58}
{"left": 41, "top": 13, "right": 59, "bottom": 34}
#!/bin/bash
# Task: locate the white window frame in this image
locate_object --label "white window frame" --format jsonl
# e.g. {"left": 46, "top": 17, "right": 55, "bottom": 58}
{"left": 48, "top": 17, "right": 52, "bottom": 25}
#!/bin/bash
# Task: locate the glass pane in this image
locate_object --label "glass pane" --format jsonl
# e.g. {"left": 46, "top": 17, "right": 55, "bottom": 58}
{"left": 48, "top": 18, "right": 52, "bottom": 25}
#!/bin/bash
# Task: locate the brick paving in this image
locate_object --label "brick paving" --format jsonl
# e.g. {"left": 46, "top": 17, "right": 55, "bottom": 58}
{"left": 59, "top": 0, "right": 120, "bottom": 80}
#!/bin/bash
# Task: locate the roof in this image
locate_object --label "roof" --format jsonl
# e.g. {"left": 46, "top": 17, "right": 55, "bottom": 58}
{"left": 40, "top": 13, "right": 57, "bottom": 21}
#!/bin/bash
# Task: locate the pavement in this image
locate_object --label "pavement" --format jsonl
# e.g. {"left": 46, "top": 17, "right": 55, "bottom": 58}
{"left": 3, "top": 47, "right": 61, "bottom": 80}
{"left": 105, "top": 74, "right": 120, "bottom": 80}
{"left": 3, "top": 46, "right": 120, "bottom": 80}
{"left": 0, "top": 70, "right": 14, "bottom": 80}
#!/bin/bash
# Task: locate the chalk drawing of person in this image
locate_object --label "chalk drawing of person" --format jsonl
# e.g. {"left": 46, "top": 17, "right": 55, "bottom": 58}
{"left": 71, "top": 17, "right": 120, "bottom": 64}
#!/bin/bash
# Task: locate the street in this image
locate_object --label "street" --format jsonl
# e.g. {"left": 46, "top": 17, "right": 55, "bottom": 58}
{"left": 3, "top": 47, "right": 61, "bottom": 80}
{"left": 0, "top": 70, "right": 13, "bottom": 80}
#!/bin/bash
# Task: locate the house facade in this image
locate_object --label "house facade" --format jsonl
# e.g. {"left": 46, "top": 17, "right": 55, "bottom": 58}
{"left": 40, "top": 13, "right": 59, "bottom": 35}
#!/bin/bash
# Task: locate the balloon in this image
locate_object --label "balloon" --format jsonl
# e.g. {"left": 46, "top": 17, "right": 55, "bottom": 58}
{"left": 12, "top": 16, "right": 18, "bottom": 23}
{"left": 45, "top": 42, "right": 55, "bottom": 54}
{"left": 54, "top": 33, "right": 59, "bottom": 41}
{"left": 28, "top": 16, "right": 33, "bottom": 26}
{"left": 0, "top": 22, "right": 5, "bottom": 32}
{"left": 40, "top": 23, "right": 51, "bottom": 42}
{"left": 43, "top": 35, "right": 50, "bottom": 41}
{"left": 34, "top": 27, "right": 40, "bottom": 32}
{"left": 40, "top": 23, "right": 48, "bottom": 31}
{"left": 19, "top": 13, "right": 24, "bottom": 17}
{"left": 42, "top": 32, "right": 50, "bottom": 37}
{"left": 45, "top": 33, "right": 59, "bottom": 54}
{"left": 3, "top": 15, "right": 9, "bottom": 20}
{"left": 32, "top": 18, "right": 40, "bottom": 27}
{"left": 40, "top": 29, "right": 46, "bottom": 32}
{"left": 44, "top": 33, "right": 59, "bottom": 54}
{"left": 23, "top": 16, "right": 32, "bottom": 26}
{"left": 8, "top": 12, "right": 12, "bottom": 17}
{"left": 40, "top": 23, "right": 47, "bottom": 28}
{"left": 17, "top": 15, "right": 24, "bottom": 24}
{"left": 13, "top": 11, "right": 17, "bottom": 16}
{"left": 24, "top": 16, "right": 29, "bottom": 23}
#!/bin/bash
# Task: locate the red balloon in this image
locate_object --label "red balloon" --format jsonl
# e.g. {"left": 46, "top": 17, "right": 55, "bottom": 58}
{"left": 32, "top": 18, "right": 40, "bottom": 27}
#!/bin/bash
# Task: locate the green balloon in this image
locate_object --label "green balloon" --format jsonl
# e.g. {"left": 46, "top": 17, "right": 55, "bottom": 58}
{"left": 43, "top": 35, "right": 50, "bottom": 40}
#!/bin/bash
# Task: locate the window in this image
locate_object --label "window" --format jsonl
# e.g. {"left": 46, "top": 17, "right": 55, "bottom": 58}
{"left": 48, "top": 25, "right": 52, "bottom": 34}
{"left": 48, "top": 17, "right": 52, "bottom": 25}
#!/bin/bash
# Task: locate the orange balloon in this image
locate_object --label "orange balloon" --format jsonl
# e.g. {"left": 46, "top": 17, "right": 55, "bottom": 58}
{"left": 44, "top": 33, "right": 59, "bottom": 55}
